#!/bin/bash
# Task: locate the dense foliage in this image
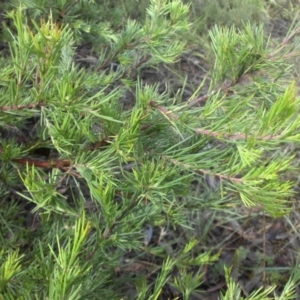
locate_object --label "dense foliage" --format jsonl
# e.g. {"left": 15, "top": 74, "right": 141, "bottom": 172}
{"left": 1, "top": 0, "right": 300, "bottom": 299}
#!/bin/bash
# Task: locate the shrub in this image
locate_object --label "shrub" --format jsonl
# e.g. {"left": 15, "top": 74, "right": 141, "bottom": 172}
{"left": 1, "top": 0, "right": 300, "bottom": 299}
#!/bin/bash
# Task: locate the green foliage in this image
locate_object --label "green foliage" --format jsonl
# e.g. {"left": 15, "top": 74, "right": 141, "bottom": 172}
{"left": 0, "top": 0, "right": 300, "bottom": 299}
{"left": 187, "top": 0, "right": 268, "bottom": 36}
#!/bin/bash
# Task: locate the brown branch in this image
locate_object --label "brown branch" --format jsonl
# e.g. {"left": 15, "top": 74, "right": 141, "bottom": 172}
{"left": 187, "top": 26, "right": 300, "bottom": 109}
{"left": 268, "top": 26, "right": 300, "bottom": 59}
{"left": 150, "top": 100, "right": 179, "bottom": 120}
{"left": 59, "top": 0, "right": 79, "bottom": 18}
{"left": 194, "top": 128, "right": 282, "bottom": 141}
{"left": 150, "top": 101, "right": 282, "bottom": 142}
{"left": 186, "top": 80, "right": 234, "bottom": 108}
{"left": 167, "top": 157, "right": 243, "bottom": 184}
{"left": 103, "top": 198, "right": 138, "bottom": 239}
{"left": 86, "top": 136, "right": 112, "bottom": 150}
{"left": 0, "top": 134, "right": 111, "bottom": 169}
{"left": 128, "top": 53, "right": 152, "bottom": 75}
{"left": 12, "top": 157, "right": 71, "bottom": 168}
{"left": 0, "top": 102, "right": 45, "bottom": 111}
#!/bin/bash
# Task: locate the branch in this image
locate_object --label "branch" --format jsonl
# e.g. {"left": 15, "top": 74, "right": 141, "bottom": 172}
{"left": 12, "top": 157, "right": 71, "bottom": 168}
{"left": 187, "top": 25, "right": 300, "bottom": 108}
{"left": 186, "top": 80, "right": 234, "bottom": 108}
{"left": 268, "top": 26, "right": 300, "bottom": 59}
{"left": 167, "top": 157, "right": 243, "bottom": 184}
{"left": 194, "top": 128, "right": 282, "bottom": 141}
{"left": 150, "top": 100, "right": 179, "bottom": 119}
{"left": 0, "top": 102, "right": 45, "bottom": 111}
{"left": 150, "top": 101, "right": 283, "bottom": 142}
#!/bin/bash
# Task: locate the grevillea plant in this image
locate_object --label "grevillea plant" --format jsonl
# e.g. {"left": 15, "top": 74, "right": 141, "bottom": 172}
{"left": 1, "top": 1, "right": 300, "bottom": 299}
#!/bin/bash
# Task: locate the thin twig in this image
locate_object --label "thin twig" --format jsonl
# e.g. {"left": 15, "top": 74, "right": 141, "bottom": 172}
{"left": 150, "top": 101, "right": 283, "bottom": 142}
{"left": 268, "top": 26, "right": 300, "bottom": 59}
{"left": 150, "top": 100, "right": 179, "bottom": 120}
{"left": 59, "top": 0, "right": 79, "bottom": 18}
{"left": 0, "top": 102, "right": 45, "bottom": 111}
{"left": 167, "top": 157, "right": 243, "bottom": 184}
{"left": 186, "top": 80, "right": 234, "bottom": 108}
{"left": 194, "top": 128, "right": 282, "bottom": 141}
